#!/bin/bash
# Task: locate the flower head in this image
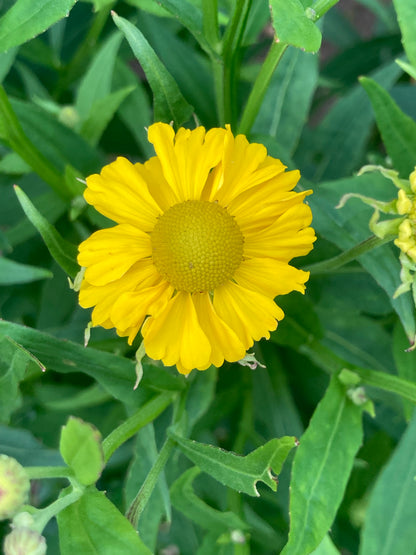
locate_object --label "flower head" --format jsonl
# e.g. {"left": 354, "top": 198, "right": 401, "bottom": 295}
{"left": 78, "top": 123, "right": 315, "bottom": 374}
{"left": 0, "top": 455, "right": 30, "bottom": 520}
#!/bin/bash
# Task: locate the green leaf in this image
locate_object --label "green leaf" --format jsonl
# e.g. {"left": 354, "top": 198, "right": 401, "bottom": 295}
{"left": 112, "top": 13, "right": 194, "bottom": 125}
{"left": 12, "top": 98, "right": 103, "bottom": 176}
{"left": 297, "top": 61, "right": 402, "bottom": 181}
{"left": 269, "top": 0, "right": 322, "bottom": 53}
{"left": 14, "top": 185, "right": 79, "bottom": 278}
{"left": 0, "top": 257, "right": 52, "bottom": 284}
{"left": 309, "top": 173, "right": 416, "bottom": 342}
{"left": 57, "top": 487, "right": 152, "bottom": 554}
{"left": 360, "top": 76, "right": 416, "bottom": 178}
{"left": 5, "top": 191, "right": 67, "bottom": 248}
{"left": 0, "top": 86, "right": 70, "bottom": 197}
{"left": 60, "top": 417, "right": 104, "bottom": 486}
{"left": 0, "top": 0, "right": 78, "bottom": 54}
{"left": 0, "top": 337, "right": 40, "bottom": 423}
{"left": 80, "top": 86, "right": 134, "bottom": 146}
{"left": 0, "top": 48, "right": 17, "bottom": 83}
{"left": 0, "top": 320, "right": 183, "bottom": 406}
{"left": 360, "top": 410, "right": 416, "bottom": 555}
{"left": 393, "top": 322, "right": 416, "bottom": 420}
{"left": 253, "top": 48, "right": 318, "bottom": 155}
{"left": 171, "top": 466, "right": 249, "bottom": 533}
{"left": 311, "top": 535, "right": 341, "bottom": 555}
{"left": 124, "top": 425, "right": 170, "bottom": 550}
{"left": 0, "top": 425, "right": 62, "bottom": 467}
{"left": 155, "top": 0, "right": 213, "bottom": 55}
{"left": 112, "top": 61, "right": 153, "bottom": 157}
{"left": 170, "top": 432, "right": 296, "bottom": 496}
{"left": 0, "top": 152, "right": 31, "bottom": 174}
{"left": 281, "top": 376, "right": 364, "bottom": 555}
{"left": 75, "top": 32, "right": 123, "bottom": 121}
{"left": 392, "top": 0, "right": 416, "bottom": 67}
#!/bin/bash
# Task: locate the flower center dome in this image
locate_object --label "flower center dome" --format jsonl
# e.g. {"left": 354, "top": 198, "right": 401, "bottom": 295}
{"left": 151, "top": 200, "right": 244, "bottom": 293}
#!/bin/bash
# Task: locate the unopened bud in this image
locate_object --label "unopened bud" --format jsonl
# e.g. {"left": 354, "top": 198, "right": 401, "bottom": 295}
{"left": 3, "top": 527, "right": 46, "bottom": 555}
{"left": 0, "top": 456, "right": 30, "bottom": 520}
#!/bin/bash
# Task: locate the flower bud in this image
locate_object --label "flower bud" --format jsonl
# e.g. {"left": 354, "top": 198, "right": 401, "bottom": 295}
{"left": 0, "top": 456, "right": 30, "bottom": 520}
{"left": 3, "top": 527, "right": 46, "bottom": 555}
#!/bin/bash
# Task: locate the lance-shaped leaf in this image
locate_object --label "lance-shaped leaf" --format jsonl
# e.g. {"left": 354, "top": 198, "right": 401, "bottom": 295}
{"left": 360, "top": 410, "right": 416, "bottom": 555}
{"left": 0, "top": 320, "right": 184, "bottom": 406}
{"left": 171, "top": 466, "right": 249, "bottom": 533}
{"left": 0, "top": 0, "right": 78, "bottom": 54}
{"left": 0, "top": 337, "right": 44, "bottom": 424}
{"left": 270, "top": 0, "right": 322, "bottom": 53}
{"left": 360, "top": 77, "right": 416, "bottom": 178}
{"left": 0, "top": 257, "right": 52, "bottom": 285}
{"left": 112, "top": 12, "right": 194, "bottom": 125}
{"left": 14, "top": 185, "right": 79, "bottom": 278}
{"left": 281, "top": 376, "right": 364, "bottom": 555}
{"left": 392, "top": 0, "right": 416, "bottom": 67}
{"left": 170, "top": 431, "right": 296, "bottom": 496}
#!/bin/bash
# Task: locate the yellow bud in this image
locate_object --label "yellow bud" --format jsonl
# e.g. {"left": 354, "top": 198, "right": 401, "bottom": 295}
{"left": 3, "top": 528, "right": 46, "bottom": 555}
{"left": 396, "top": 189, "right": 412, "bottom": 214}
{"left": 0, "top": 456, "right": 30, "bottom": 520}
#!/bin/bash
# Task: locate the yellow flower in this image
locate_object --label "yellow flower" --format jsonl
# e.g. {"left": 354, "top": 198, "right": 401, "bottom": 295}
{"left": 78, "top": 123, "right": 316, "bottom": 374}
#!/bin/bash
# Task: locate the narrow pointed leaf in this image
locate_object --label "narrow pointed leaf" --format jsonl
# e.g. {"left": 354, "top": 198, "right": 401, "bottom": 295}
{"left": 170, "top": 432, "right": 296, "bottom": 496}
{"left": 360, "top": 76, "right": 416, "bottom": 177}
{"left": 112, "top": 13, "right": 193, "bottom": 125}
{"left": 0, "top": 257, "right": 52, "bottom": 284}
{"left": 392, "top": 0, "right": 416, "bottom": 66}
{"left": 282, "top": 376, "right": 363, "bottom": 555}
{"left": 0, "top": 0, "right": 78, "bottom": 54}
{"left": 360, "top": 411, "right": 416, "bottom": 555}
{"left": 171, "top": 466, "right": 249, "bottom": 533}
{"left": 13, "top": 185, "right": 79, "bottom": 278}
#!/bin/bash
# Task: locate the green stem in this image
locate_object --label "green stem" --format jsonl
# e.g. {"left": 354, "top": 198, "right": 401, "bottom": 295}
{"left": 222, "top": 0, "right": 252, "bottom": 126}
{"left": 238, "top": 41, "right": 287, "bottom": 135}
{"left": 305, "top": 235, "right": 393, "bottom": 275}
{"left": 300, "top": 340, "right": 416, "bottom": 404}
{"left": 102, "top": 391, "right": 176, "bottom": 462}
{"left": 306, "top": 0, "right": 341, "bottom": 21}
{"left": 0, "top": 86, "right": 71, "bottom": 199}
{"left": 55, "top": 5, "right": 113, "bottom": 99}
{"left": 32, "top": 484, "right": 84, "bottom": 534}
{"left": 202, "top": 0, "right": 220, "bottom": 47}
{"left": 125, "top": 392, "right": 188, "bottom": 528}
{"left": 25, "top": 466, "right": 73, "bottom": 480}
{"left": 228, "top": 371, "right": 253, "bottom": 516}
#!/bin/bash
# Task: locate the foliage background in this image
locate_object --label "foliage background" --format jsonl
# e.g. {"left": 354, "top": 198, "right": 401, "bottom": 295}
{"left": 0, "top": 0, "right": 416, "bottom": 553}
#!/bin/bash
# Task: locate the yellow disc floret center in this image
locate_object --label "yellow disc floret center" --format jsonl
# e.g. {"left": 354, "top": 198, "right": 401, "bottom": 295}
{"left": 151, "top": 200, "right": 244, "bottom": 293}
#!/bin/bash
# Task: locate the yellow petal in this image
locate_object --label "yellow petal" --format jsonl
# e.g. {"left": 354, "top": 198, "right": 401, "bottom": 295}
{"left": 227, "top": 172, "right": 309, "bottom": 233}
{"left": 213, "top": 282, "right": 284, "bottom": 348}
{"left": 192, "top": 292, "right": 246, "bottom": 367}
{"left": 111, "top": 281, "right": 173, "bottom": 339}
{"left": 135, "top": 156, "right": 179, "bottom": 212}
{"left": 234, "top": 258, "right": 310, "bottom": 297}
{"left": 142, "top": 291, "right": 211, "bottom": 373}
{"left": 84, "top": 157, "right": 161, "bottom": 230}
{"left": 147, "top": 122, "right": 227, "bottom": 201}
{"left": 79, "top": 259, "right": 160, "bottom": 326}
{"left": 244, "top": 203, "right": 316, "bottom": 261}
{"left": 212, "top": 131, "right": 269, "bottom": 205}
{"left": 78, "top": 225, "right": 152, "bottom": 286}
